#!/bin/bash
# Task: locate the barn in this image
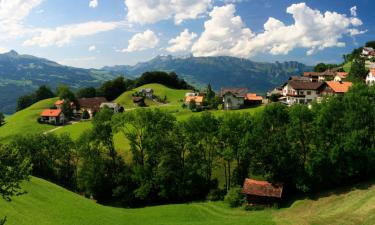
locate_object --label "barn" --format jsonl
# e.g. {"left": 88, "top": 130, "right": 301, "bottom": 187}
{"left": 241, "top": 178, "right": 283, "bottom": 205}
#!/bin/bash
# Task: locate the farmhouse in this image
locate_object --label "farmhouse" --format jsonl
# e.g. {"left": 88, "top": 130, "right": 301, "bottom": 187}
{"left": 40, "top": 109, "right": 65, "bottom": 125}
{"left": 139, "top": 88, "right": 154, "bottom": 98}
{"left": 242, "top": 178, "right": 283, "bottom": 205}
{"left": 321, "top": 81, "right": 352, "bottom": 95}
{"left": 245, "top": 93, "right": 263, "bottom": 106}
{"left": 304, "top": 70, "right": 337, "bottom": 82}
{"left": 366, "top": 68, "right": 375, "bottom": 86}
{"left": 185, "top": 95, "right": 204, "bottom": 107}
{"left": 282, "top": 80, "right": 324, "bottom": 105}
{"left": 220, "top": 88, "right": 248, "bottom": 110}
{"left": 78, "top": 97, "right": 108, "bottom": 118}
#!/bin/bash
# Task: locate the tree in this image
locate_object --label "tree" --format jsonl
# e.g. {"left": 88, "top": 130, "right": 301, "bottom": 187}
{"left": 56, "top": 85, "right": 76, "bottom": 102}
{"left": 82, "top": 110, "right": 90, "bottom": 119}
{"left": 314, "top": 63, "right": 327, "bottom": 72}
{"left": 365, "top": 40, "right": 375, "bottom": 49}
{"left": 35, "top": 85, "right": 55, "bottom": 102}
{"left": 98, "top": 77, "right": 127, "bottom": 101}
{"left": 76, "top": 87, "right": 96, "bottom": 98}
{"left": 348, "top": 58, "right": 367, "bottom": 82}
{"left": 16, "top": 94, "right": 34, "bottom": 111}
{"left": 0, "top": 112, "right": 4, "bottom": 126}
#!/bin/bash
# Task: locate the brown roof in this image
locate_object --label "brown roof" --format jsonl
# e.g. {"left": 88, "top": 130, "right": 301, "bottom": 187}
{"left": 41, "top": 109, "right": 62, "bottom": 117}
{"left": 242, "top": 178, "right": 283, "bottom": 198}
{"left": 78, "top": 97, "right": 107, "bottom": 111}
{"left": 220, "top": 87, "right": 248, "bottom": 97}
{"left": 336, "top": 72, "right": 348, "bottom": 78}
{"left": 55, "top": 99, "right": 65, "bottom": 106}
{"left": 245, "top": 93, "right": 263, "bottom": 101}
{"left": 288, "top": 80, "right": 324, "bottom": 90}
{"left": 325, "top": 81, "right": 352, "bottom": 93}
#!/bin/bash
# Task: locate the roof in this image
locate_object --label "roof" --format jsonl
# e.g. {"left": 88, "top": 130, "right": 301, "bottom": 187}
{"left": 55, "top": 99, "right": 64, "bottom": 106}
{"left": 245, "top": 93, "right": 263, "bottom": 101}
{"left": 289, "top": 76, "right": 311, "bottom": 81}
{"left": 303, "top": 72, "right": 320, "bottom": 77}
{"left": 364, "top": 47, "right": 374, "bottom": 51}
{"left": 139, "top": 88, "right": 153, "bottom": 93}
{"left": 242, "top": 178, "right": 283, "bottom": 198}
{"left": 78, "top": 97, "right": 108, "bottom": 111}
{"left": 41, "top": 109, "right": 62, "bottom": 117}
{"left": 336, "top": 72, "right": 348, "bottom": 78}
{"left": 288, "top": 80, "right": 324, "bottom": 90}
{"left": 220, "top": 87, "right": 248, "bottom": 97}
{"left": 325, "top": 81, "right": 352, "bottom": 93}
{"left": 185, "top": 95, "right": 204, "bottom": 103}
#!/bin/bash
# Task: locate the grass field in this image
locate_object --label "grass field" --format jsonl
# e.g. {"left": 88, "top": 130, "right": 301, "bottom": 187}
{"left": 115, "top": 83, "right": 191, "bottom": 108}
{"left": 343, "top": 61, "right": 352, "bottom": 73}
{"left": 1, "top": 177, "right": 375, "bottom": 225}
{"left": 0, "top": 98, "right": 57, "bottom": 143}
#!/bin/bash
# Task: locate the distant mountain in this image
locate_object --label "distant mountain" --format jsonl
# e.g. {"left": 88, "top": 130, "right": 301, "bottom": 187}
{"left": 103, "top": 55, "right": 313, "bottom": 92}
{"left": 0, "top": 50, "right": 117, "bottom": 114}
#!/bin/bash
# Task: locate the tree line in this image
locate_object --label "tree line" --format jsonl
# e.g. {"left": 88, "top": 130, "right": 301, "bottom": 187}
{"left": 16, "top": 71, "right": 194, "bottom": 111}
{"left": 3, "top": 83, "right": 375, "bottom": 207}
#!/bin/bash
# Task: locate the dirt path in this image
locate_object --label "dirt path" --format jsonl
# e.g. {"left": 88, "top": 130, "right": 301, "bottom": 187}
{"left": 43, "top": 121, "right": 79, "bottom": 134}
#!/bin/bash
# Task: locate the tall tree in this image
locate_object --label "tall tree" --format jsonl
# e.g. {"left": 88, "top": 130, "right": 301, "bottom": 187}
{"left": 35, "top": 85, "right": 55, "bottom": 102}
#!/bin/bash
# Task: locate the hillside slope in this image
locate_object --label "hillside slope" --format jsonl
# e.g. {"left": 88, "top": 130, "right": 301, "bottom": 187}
{"left": 1, "top": 177, "right": 375, "bottom": 225}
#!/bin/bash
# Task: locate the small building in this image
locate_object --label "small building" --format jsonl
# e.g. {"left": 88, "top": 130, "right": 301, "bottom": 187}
{"left": 185, "top": 95, "right": 204, "bottom": 107}
{"left": 54, "top": 99, "right": 65, "bottom": 109}
{"left": 242, "top": 178, "right": 283, "bottom": 205}
{"left": 100, "top": 102, "right": 123, "bottom": 113}
{"left": 321, "top": 81, "right": 353, "bottom": 95}
{"left": 362, "top": 47, "right": 375, "bottom": 58}
{"left": 245, "top": 93, "right": 263, "bottom": 105}
{"left": 132, "top": 96, "right": 145, "bottom": 106}
{"left": 139, "top": 88, "right": 154, "bottom": 98}
{"left": 78, "top": 97, "right": 108, "bottom": 118}
{"left": 282, "top": 80, "right": 324, "bottom": 105}
{"left": 40, "top": 109, "right": 65, "bottom": 125}
{"left": 220, "top": 88, "right": 248, "bottom": 110}
{"left": 366, "top": 68, "right": 375, "bottom": 86}
{"left": 334, "top": 72, "right": 349, "bottom": 82}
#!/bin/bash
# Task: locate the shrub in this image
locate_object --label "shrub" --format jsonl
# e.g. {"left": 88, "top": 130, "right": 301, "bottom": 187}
{"left": 224, "top": 187, "right": 245, "bottom": 208}
{"left": 82, "top": 110, "right": 90, "bottom": 119}
{"left": 207, "top": 188, "right": 226, "bottom": 201}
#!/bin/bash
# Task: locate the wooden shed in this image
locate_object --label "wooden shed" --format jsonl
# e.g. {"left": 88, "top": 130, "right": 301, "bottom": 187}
{"left": 241, "top": 178, "right": 283, "bottom": 205}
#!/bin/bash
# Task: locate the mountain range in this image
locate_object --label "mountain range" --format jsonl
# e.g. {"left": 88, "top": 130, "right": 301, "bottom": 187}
{"left": 0, "top": 51, "right": 312, "bottom": 114}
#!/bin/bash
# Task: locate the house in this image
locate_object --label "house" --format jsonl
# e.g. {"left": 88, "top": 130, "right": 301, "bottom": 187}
{"left": 132, "top": 96, "right": 145, "bottom": 106}
{"left": 100, "top": 102, "right": 123, "bottom": 113}
{"left": 321, "top": 81, "right": 352, "bottom": 95}
{"left": 139, "top": 88, "right": 154, "bottom": 98}
{"left": 78, "top": 97, "right": 108, "bottom": 118}
{"left": 241, "top": 178, "right": 283, "bottom": 205}
{"left": 366, "top": 68, "right": 375, "bottom": 86}
{"left": 40, "top": 109, "right": 65, "bottom": 125}
{"left": 220, "top": 88, "right": 248, "bottom": 110}
{"left": 245, "top": 93, "right": 263, "bottom": 105}
{"left": 362, "top": 47, "right": 375, "bottom": 58}
{"left": 304, "top": 70, "right": 337, "bottom": 82}
{"left": 334, "top": 72, "right": 349, "bottom": 82}
{"left": 54, "top": 99, "right": 65, "bottom": 109}
{"left": 282, "top": 80, "right": 324, "bottom": 105}
{"left": 185, "top": 95, "right": 204, "bottom": 107}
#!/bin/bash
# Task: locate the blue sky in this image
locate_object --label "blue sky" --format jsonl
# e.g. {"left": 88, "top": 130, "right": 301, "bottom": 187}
{"left": 0, "top": 0, "right": 373, "bottom": 68}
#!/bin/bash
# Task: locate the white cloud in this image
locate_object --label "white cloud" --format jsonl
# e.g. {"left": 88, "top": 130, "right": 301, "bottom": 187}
{"left": 57, "top": 56, "right": 96, "bottom": 68}
{"left": 124, "top": 0, "right": 212, "bottom": 25}
{"left": 192, "top": 3, "right": 365, "bottom": 57}
{"left": 0, "top": 0, "right": 43, "bottom": 39}
{"left": 0, "top": 47, "right": 9, "bottom": 53}
{"left": 89, "top": 0, "right": 98, "bottom": 8}
{"left": 350, "top": 6, "right": 357, "bottom": 17}
{"left": 88, "top": 45, "right": 96, "bottom": 51}
{"left": 123, "top": 29, "right": 159, "bottom": 52}
{"left": 166, "top": 29, "right": 197, "bottom": 53}
{"left": 23, "top": 21, "right": 119, "bottom": 47}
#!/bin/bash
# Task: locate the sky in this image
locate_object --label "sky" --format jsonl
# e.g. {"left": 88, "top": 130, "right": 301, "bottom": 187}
{"left": 0, "top": 0, "right": 373, "bottom": 68}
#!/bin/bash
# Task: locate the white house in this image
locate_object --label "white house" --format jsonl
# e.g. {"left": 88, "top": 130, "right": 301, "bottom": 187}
{"left": 362, "top": 47, "right": 375, "bottom": 58}
{"left": 220, "top": 88, "right": 247, "bottom": 110}
{"left": 333, "top": 72, "right": 349, "bottom": 82}
{"left": 40, "top": 109, "right": 65, "bottom": 125}
{"left": 139, "top": 88, "right": 154, "bottom": 98}
{"left": 366, "top": 68, "right": 375, "bottom": 86}
{"left": 282, "top": 80, "right": 324, "bottom": 105}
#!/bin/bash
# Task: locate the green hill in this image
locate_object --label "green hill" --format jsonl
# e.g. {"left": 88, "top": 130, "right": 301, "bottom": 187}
{"left": 114, "top": 83, "right": 190, "bottom": 108}
{"left": 1, "top": 177, "right": 375, "bottom": 225}
{"left": 0, "top": 98, "right": 57, "bottom": 142}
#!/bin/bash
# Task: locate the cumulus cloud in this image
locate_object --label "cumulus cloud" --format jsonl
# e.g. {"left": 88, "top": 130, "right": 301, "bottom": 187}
{"left": 88, "top": 45, "right": 96, "bottom": 51}
{"left": 192, "top": 3, "right": 365, "bottom": 57}
{"left": 123, "top": 29, "right": 159, "bottom": 52}
{"left": 89, "top": 0, "right": 98, "bottom": 8}
{"left": 124, "top": 0, "right": 212, "bottom": 25}
{"left": 0, "top": 0, "right": 43, "bottom": 39}
{"left": 23, "top": 21, "right": 119, "bottom": 47}
{"left": 166, "top": 29, "right": 197, "bottom": 53}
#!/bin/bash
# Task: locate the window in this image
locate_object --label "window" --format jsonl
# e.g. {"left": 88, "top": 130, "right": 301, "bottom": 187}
{"left": 300, "top": 91, "right": 304, "bottom": 95}
{"left": 307, "top": 91, "right": 311, "bottom": 95}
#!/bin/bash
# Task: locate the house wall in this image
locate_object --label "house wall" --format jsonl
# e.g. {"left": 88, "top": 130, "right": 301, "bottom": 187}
{"left": 223, "top": 94, "right": 244, "bottom": 110}
{"left": 366, "top": 72, "right": 375, "bottom": 86}
{"left": 284, "top": 84, "right": 320, "bottom": 105}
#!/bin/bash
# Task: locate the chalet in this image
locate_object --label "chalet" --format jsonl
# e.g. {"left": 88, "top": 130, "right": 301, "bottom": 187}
{"left": 220, "top": 88, "right": 248, "bottom": 110}
{"left": 185, "top": 95, "right": 204, "bottom": 107}
{"left": 282, "top": 80, "right": 324, "bottom": 105}
{"left": 139, "top": 88, "right": 154, "bottom": 98}
{"left": 78, "top": 97, "right": 108, "bottom": 118}
{"left": 304, "top": 70, "right": 337, "bottom": 82}
{"left": 242, "top": 178, "right": 283, "bottom": 205}
{"left": 320, "top": 81, "right": 352, "bottom": 97}
{"left": 334, "top": 72, "right": 349, "bottom": 82}
{"left": 245, "top": 93, "right": 263, "bottom": 105}
{"left": 366, "top": 68, "right": 375, "bottom": 86}
{"left": 40, "top": 109, "right": 65, "bottom": 125}
{"left": 100, "top": 102, "right": 123, "bottom": 113}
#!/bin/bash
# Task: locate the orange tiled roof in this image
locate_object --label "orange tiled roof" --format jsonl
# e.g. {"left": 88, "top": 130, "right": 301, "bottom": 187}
{"left": 185, "top": 95, "right": 204, "bottom": 103}
{"left": 245, "top": 93, "right": 263, "bottom": 101}
{"left": 242, "top": 178, "right": 283, "bottom": 198}
{"left": 336, "top": 72, "right": 348, "bottom": 78}
{"left": 326, "top": 81, "right": 352, "bottom": 93}
{"left": 40, "top": 109, "right": 62, "bottom": 117}
{"left": 55, "top": 99, "right": 64, "bottom": 106}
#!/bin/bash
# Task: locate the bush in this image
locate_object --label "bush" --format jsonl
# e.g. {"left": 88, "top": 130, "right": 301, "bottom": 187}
{"left": 82, "top": 110, "right": 90, "bottom": 119}
{"left": 207, "top": 188, "right": 226, "bottom": 201}
{"left": 224, "top": 187, "right": 245, "bottom": 208}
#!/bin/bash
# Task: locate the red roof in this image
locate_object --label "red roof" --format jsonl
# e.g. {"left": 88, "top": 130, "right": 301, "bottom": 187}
{"left": 40, "top": 109, "right": 62, "bottom": 117}
{"left": 325, "top": 81, "right": 352, "bottom": 93}
{"left": 336, "top": 72, "right": 348, "bottom": 78}
{"left": 55, "top": 99, "right": 64, "bottom": 106}
{"left": 242, "top": 178, "right": 283, "bottom": 198}
{"left": 245, "top": 93, "right": 263, "bottom": 101}
{"left": 185, "top": 95, "right": 204, "bottom": 103}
